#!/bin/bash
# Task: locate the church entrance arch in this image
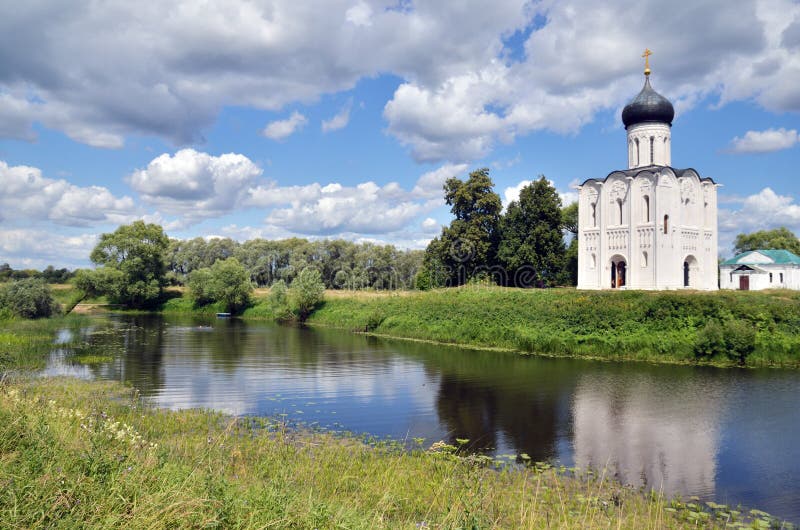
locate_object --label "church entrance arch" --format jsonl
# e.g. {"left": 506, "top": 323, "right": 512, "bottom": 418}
{"left": 610, "top": 255, "right": 627, "bottom": 288}
{"left": 683, "top": 255, "right": 699, "bottom": 288}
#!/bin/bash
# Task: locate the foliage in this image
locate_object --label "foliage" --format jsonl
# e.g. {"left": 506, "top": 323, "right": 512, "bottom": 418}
{"left": 164, "top": 236, "right": 424, "bottom": 291}
{"left": 289, "top": 267, "right": 325, "bottom": 321}
{"left": 74, "top": 267, "right": 125, "bottom": 300}
{"left": 733, "top": 227, "right": 800, "bottom": 255}
{"left": 561, "top": 201, "right": 579, "bottom": 236}
{"left": 0, "top": 263, "right": 74, "bottom": 283}
{"left": 0, "top": 278, "right": 60, "bottom": 319}
{"left": 0, "top": 377, "right": 735, "bottom": 529}
{"left": 188, "top": 258, "right": 253, "bottom": 313}
{"left": 421, "top": 168, "right": 503, "bottom": 287}
{"left": 695, "top": 319, "right": 757, "bottom": 365}
{"left": 309, "top": 287, "right": 800, "bottom": 368}
{"left": 497, "top": 177, "right": 565, "bottom": 287}
{"left": 88, "top": 221, "right": 170, "bottom": 308}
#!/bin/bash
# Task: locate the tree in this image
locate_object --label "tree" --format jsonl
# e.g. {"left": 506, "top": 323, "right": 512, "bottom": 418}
{"left": 497, "top": 177, "right": 565, "bottom": 287}
{"left": 290, "top": 267, "right": 325, "bottom": 320}
{"left": 561, "top": 202, "right": 578, "bottom": 236}
{"left": 88, "top": 221, "right": 170, "bottom": 308}
{"left": 421, "top": 168, "right": 503, "bottom": 286}
{"left": 188, "top": 258, "right": 253, "bottom": 313}
{"left": 733, "top": 227, "right": 800, "bottom": 256}
{"left": 0, "top": 278, "right": 59, "bottom": 318}
{"left": 561, "top": 202, "right": 579, "bottom": 286}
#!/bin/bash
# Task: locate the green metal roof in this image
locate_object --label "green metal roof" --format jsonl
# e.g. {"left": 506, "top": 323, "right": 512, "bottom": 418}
{"left": 721, "top": 249, "right": 800, "bottom": 266}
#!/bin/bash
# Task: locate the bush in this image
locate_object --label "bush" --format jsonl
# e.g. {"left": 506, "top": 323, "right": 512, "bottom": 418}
{"left": 188, "top": 258, "right": 253, "bottom": 313}
{"left": 290, "top": 267, "right": 325, "bottom": 321}
{"left": 0, "top": 279, "right": 60, "bottom": 319}
{"left": 266, "top": 280, "right": 292, "bottom": 320}
{"left": 694, "top": 320, "right": 726, "bottom": 359}
{"left": 723, "top": 320, "right": 756, "bottom": 365}
{"left": 694, "top": 319, "right": 756, "bottom": 364}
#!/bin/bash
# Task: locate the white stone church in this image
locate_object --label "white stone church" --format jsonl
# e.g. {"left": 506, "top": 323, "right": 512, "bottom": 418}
{"left": 577, "top": 55, "right": 719, "bottom": 290}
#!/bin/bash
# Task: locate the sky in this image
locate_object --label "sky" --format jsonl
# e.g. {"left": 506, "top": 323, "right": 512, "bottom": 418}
{"left": 1, "top": 0, "right": 799, "bottom": 269}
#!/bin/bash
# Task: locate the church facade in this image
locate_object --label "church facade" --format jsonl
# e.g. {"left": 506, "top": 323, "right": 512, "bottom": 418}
{"left": 577, "top": 55, "right": 719, "bottom": 290}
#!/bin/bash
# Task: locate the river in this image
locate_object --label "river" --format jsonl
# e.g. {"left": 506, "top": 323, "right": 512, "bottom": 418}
{"left": 43, "top": 313, "right": 800, "bottom": 522}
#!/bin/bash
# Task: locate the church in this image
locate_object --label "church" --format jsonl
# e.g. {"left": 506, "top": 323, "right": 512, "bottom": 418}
{"left": 577, "top": 51, "right": 719, "bottom": 290}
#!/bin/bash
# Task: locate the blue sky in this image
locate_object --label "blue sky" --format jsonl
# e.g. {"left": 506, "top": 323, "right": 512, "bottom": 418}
{"left": 1, "top": 0, "right": 799, "bottom": 269}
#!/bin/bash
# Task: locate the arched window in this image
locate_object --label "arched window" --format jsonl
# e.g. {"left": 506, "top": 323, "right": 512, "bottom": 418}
{"left": 650, "top": 136, "right": 654, "bottom": 165}
{"left": 591, "top": 202, "right": 597, "bottom": 227}
{"left": 663, "top": 214, "right": 669, "bottom": 234}
{"left": 643, "top": 195, "right": 650, "bottom": 222}
{"left": 634, "top": 138, "right": 640, "bottom": 166}
{"left": 617, "top": 198, "right": 623, "bottom": 225}
{"left": 642, "top": 251, "right": 648, "bottom": 268}
{"left": 590, "top": 253, "right": 596, "bottom": 269}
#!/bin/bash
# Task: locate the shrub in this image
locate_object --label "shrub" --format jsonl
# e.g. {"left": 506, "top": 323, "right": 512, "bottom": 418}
{"left": 290, "top": 267, "right": 325, "bottom": 321}
{"left": 694, "top": 319, "right": 757, "bottom": 364}
{"left": 364, "top": 310, "right": 386, "bottom": 332}
{"left": 694, "top": 320, "right": 726, "bottom": 359}
{"left": 723, "top": 319, "right": 756, "bottom": 365}
{"left": 188, "top": 258, "right": 252, "bottom": 313}
{"left": 0, "top": 279, "right": 60, "bottom": 319}
{"left": 267, "top": 280, "right": 293, "bottom": 319}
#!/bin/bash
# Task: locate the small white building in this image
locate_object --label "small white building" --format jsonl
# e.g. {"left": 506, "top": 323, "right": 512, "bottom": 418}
{"left": 577, "top": 57, "right": 719, "bottom": 290}
{"left": 719, "top": 250, "right": 800, "bottom": 290}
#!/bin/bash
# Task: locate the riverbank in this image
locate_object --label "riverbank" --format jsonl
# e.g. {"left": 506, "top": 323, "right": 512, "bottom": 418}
{"left": 63, "top": 284, "right": 800, "bottom": 368}
{"left": 305, "top": 287, "right": 800, "bottom": 368}
{"left": 0, "top": 375, "right": 782, "bottom": 529}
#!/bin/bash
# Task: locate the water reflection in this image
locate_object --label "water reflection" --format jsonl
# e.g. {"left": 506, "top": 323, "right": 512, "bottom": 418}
{"left": 44, "top": 314, "right": 800, "bottom": 521}
{"left": 572, "top": 370, "right": 721, "bottom": 498}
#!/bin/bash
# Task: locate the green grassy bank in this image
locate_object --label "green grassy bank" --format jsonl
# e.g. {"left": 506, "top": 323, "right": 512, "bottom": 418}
{"left": 305, "top": 287, "right": 800, "bottom": 368}
{"left": 2, "top": 376, "right": 787, "bottom": 529}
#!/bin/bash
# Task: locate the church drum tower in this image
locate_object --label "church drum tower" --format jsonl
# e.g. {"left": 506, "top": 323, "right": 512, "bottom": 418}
{"left": 576, "top": 51, "right": 719, "bottom": 290}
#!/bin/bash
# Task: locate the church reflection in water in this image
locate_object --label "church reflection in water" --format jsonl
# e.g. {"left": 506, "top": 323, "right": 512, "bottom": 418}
{"left": 571, "top": 371, "right": 721, "bottom": 497}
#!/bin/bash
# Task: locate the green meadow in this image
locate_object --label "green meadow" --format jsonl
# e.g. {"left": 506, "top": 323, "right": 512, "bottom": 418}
{"left": 306, "top": 287, "right": 800, "bottom": 368}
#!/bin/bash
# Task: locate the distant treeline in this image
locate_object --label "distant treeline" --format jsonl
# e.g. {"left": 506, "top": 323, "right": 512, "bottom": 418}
{"left": 0, "top": 264, "right": 75, "bottom": 284}
{"left": 167, "top": 237, "right": 424, "bottom": 290}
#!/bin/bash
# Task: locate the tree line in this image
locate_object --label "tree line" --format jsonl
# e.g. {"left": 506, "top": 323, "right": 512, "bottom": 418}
{"left": 168, "top": 237, "right": 423, "bottom": 290}
{"left": 418, "top": 168, "right": 578, "bottom": 289}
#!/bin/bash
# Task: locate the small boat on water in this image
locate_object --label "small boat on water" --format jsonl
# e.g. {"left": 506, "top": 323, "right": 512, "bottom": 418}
{"left": 216, "top": 312, "right": 231, "bottom": 318}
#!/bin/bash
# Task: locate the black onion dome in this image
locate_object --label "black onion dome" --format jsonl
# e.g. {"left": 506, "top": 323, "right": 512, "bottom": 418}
{"left": 621, "top": 76, "right": 674, "bottom": 129}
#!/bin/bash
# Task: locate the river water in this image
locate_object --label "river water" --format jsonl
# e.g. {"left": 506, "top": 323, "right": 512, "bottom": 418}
{"left": 44, "top": 314, "right": 800, "bottom": 521}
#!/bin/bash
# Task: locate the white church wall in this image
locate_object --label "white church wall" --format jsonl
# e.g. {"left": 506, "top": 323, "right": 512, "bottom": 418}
{"left": 627, "top": 122, "right": 671, "bottom": 168}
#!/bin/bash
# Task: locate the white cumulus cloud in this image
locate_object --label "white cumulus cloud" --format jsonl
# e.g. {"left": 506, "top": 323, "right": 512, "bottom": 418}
{"left": 503, "top": 178, "right": 578, "bottom": 208}
{"left": 729, "top": 128, "right": 799, "bottom": 153}
{"left": 261, "top": 111, "right": 308, "bottom": 140}
{"left": 127, "top": 149, "right": 263, "bottom": 221}
{"left": 0, "top": 160, "right": 136, "bottom": 227}
{"left": 718, "top": 187, "right": 800, "bottom": 254}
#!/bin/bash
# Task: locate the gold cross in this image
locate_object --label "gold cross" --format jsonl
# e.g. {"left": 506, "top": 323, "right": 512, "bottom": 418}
{"left": 642, "top": 48, "right": 652, "bottom": 75}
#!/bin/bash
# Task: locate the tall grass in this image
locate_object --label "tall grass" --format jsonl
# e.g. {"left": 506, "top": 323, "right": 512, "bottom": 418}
{"left": 0, "top": 316, "right": 85, "bottom": 372}
{"left": 2, "top": 376, "right": 778, "bottom": 529}
{"left": 307, "top": 287, "right": 800, "bottom": 368}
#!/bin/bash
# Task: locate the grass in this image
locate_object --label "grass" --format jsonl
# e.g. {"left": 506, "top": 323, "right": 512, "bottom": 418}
{"left": 305, "top": 286, "right": 800, "bottom": 368}
{"left": 2, "top": 376, "right": 788, "bottom": 529}
{"left": 0, "top": 316, "right": 83, "bottom": 371}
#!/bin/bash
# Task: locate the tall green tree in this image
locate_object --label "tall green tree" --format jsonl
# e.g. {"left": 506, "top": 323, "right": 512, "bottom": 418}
{"left": 422, "top": 168, "right": 503, "bottom": 287}
{"left": 188, "top": 258, "right": 252, "bottom": 313}
{"left": 561, "top": 201, "right": 579, "bottom": 286}
{"left": 733, "top": 227, "right": 800, "bottom": 255}
{"left": 497, "top": 177, "right": 565, "bottom": 287}
{"left": 87, "top": 221, "right": 170, "bottom": 308}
